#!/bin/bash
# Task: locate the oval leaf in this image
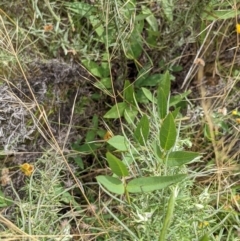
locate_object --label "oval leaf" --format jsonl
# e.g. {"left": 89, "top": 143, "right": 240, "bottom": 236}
{"left": 106, "top": 152, "right": 129, "bottom": 177}
{"left": 81, "top": 59, "right": 103, "bottom": 78}
{"left": 160, "top": 113, "right": 177, "bottom": 150}
{"left": 124, "top": 106, "right": 138, "bottom": 124}
{"left": 123, "top": 80, "right": 135, "bottom": 104}
{"left": 142, "top": 87, "right": 157, "bottom": 103}
{"left": 96, "top": 175, "right": 124, "bottom": 195}
{"left": 142, "top": 6, "right": 158, "bottom": 32}
{"left": 162, "top": 0, "right": 173, "bottom": 21}
{"left": 167, "top": 151, "right": 200, "bottom": 167}
{"left": 160, "top": 70, "right": 171, "bottom": 99}
{"left": 157, "top": 87, "right": 167, "bottom": 119}
{"left": 171, "top": 107, "right": 180, "bottom": 119}
{"left": 104, "top": 102, "right": 127, "bottom": 118}
{"left": 134, "top": 114, "right": 150, "bottom": 145}
{"left": 169, "top": 90, "right": 191, "bottom": 107}
{"left": 144, "top": 73, "right": 163, "bottom": 86}
{"left": 126, "top": 174, "right": 186, "bottom": 193}
{"left": 107, "top": 135, "right": 128, "bottom": 151}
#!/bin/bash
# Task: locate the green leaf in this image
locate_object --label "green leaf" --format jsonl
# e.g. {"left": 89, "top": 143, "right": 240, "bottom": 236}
{"left": 126, "top": 174, "right": 186, "bottom": 193}
{"left": 146, "top": 29, "right": 158, "bottom": 47}
{"left": 138, "top": 73, "right": 163, "bottom": 87}
{"left": 134, "top": 114, "right": 150, "bottom": 145}
{"left": 81, "top": 60, "right": 103, "bottom": 78}
{"left": 85, "top": 115, "right": 98, "bottom": 142}
{"left": 96, "top": 175, "right": 125, "bottom": 195}
{"left": 171, "top": 107, "right": 180, "bottom": 119}
{"left": 198, "top": 234, "right": 210, "bottom": 241}
{"left": 157, "top": 87, "right": 167, "bottom": 119}
{"left": 66, "top": 3, "right": 106, "bottom": 41}
{"left": 141, "top": 6, "right": 158, "bottom": 31}
{"left": 126, "top": 40, "right": 143, "bottom": 60}
{"left": 135, "top": 13, "right": 152, "bottom": 21}
{"left": 122, "top": 154, "right": 135, "bottom": 165}
{"left": 125, "top": 21, "right": 144, "bottom": 60}
{"left": 94, "top": 78, "right": 112, "bottom": 91}
{"left": 135, "top": 64, "right": 151, "bottom": 87}
{"left": 73, "top": 156, "right": 84, "bottom": 169}
{"left": 0, "top": 190, "right": 13, "bottom": 208}
{"left": 204, "top": 124, "right": 212, "bottom": 140}
{"left": 162, "top": 0, "right": 173, "bottom": 22}
{"left": 98, "top": 62, "right": 110, "bottom": 78}
{"left": 142, "top": 87, "right": 157, "bottom": 103}
{"left": 65, "top": 2, "right": 95, "bottom": 16}
{"left": 135, "top": 89, "right": 150, "bottom": 104}
{"left": 104, "top": 102, "right": 127, "bottom": 118}
{"left": 106, "top": 152, "right": 129, "bottom": 177}
{"left": 122, "top": 0, "right": 136, "bottom": 19}
{"left": 169, "top": 90, "right": 191, "bottom": 107}
{"left": 152, "top": 141, "right": 162, "bottom": 161}
{"left": 171, "top": 65, "right": 183, "bottom": 72}
{"left": 167, "top": 151, "right": 200, "bottom": 167}
{"left": 160, "top": 70, "right": 171, "bottom": 99}
{"left": 124, "top": 106, "right": 138, "bottom": 124}
{"left": 107, "top": 135, "right": 128, "bottom": 151}
{"left": 160, "top": 113, "right": 177, "bottom": 150}
{"left": 85, "top": 130, "right": 95, "bottom": 143}
{"left": 72, "top": 143, "right": 98, "bottom": 153}
{"left": 202, "top": 10, "right": 240, "bottom": 21}
{"left": 88, "top": 15, "right": 104, "bottom": 38}
{"left": 123, "top": 80, "right": 135, "bottom": 105}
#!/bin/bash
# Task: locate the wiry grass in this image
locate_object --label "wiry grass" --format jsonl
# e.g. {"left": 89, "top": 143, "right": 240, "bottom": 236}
{"left": 184, "top": 11, "right": 240, "bottom": 182}
{"left": 180, "top": 5, "right": 240, "bottom": 238}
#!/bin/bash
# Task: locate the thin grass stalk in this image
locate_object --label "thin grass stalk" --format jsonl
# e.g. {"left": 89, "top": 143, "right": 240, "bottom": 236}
{"left": 158, "top": 187, "right": 178, "bottom": 241}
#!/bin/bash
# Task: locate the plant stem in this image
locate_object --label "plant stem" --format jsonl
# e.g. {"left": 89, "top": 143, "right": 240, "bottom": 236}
{"left": 44, "top": 0, "right": 60, "bottom": 22}
{"left": 158, "top": 187, "right": 178, "bottom": 241}
{"left": 124, "top": 180, "right": 131, "bottom": 204}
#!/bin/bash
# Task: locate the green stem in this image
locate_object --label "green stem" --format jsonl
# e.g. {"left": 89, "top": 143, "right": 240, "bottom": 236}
{"left": 44, "top": 0, "right": 60, "bottom": 22}
{"left": 124, "top": 179, "right": 131, "bottom": 204}
{"left": 158, "top": 187, "right": 178, "bottom": 241}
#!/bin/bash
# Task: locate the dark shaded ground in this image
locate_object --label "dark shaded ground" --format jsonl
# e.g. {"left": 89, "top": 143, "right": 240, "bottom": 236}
{"left": 0, "top": 59, "right": 112, "bottom": 196}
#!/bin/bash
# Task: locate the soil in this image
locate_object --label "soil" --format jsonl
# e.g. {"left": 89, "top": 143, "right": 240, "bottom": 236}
{"left": 0, "top": 58, "right": 111, "bottom": 198}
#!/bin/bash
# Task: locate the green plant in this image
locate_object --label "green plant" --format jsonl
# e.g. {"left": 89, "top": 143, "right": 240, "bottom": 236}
{"left": 1, "top": 0, "right": 239, "bottom": 240}
{"left": 0, "top": 190, "right": 13, "bottom": 208}
{"left": 96, "top": 70, "right": 202, "bottom": 240}
{"left": 104, "top": 71, "right": 191, "bottom": 124}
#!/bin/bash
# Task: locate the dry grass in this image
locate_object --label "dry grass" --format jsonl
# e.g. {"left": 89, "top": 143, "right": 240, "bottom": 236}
{"left": 181, "top": 16, "right": 240, "bottom": 211}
